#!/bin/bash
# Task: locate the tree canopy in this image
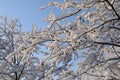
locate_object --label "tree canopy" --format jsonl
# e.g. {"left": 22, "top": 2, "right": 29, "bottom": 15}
{"left": 0, "top": 0, "right": 120, "bottom": 80}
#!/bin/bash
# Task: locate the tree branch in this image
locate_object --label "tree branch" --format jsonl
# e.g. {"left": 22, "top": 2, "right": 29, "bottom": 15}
{"left": 94, "top": 41, "right": 120, "bottom": 47}
{"left": 106, "top": 0, "right": 120, "bottom": 19}
{"left": 76, "top": 57, "right": 120, "bottom": 78}
{"left": 78, "top": 18, "right": 118, "bottom": 38}
{"left": 18, "top": 63, "right": 26, "bottom": 80}
{"left": 110, "top": 27, "right": 120, "bottom": 31}
{"left": 48, "top": 8, "right": 81, "bottom": 30}
{"left": 0, "top": 72, "right": 15, "bottom": 79}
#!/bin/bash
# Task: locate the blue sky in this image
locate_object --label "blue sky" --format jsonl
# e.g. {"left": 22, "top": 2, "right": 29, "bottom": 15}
{"left": 0, "top": 0, "right": 61, "bottom": 31}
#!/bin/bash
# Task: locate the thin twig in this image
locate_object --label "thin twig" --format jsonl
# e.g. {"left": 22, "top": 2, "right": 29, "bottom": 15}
{"left": 106, "top": 0, "right": 120, "bottom": 19}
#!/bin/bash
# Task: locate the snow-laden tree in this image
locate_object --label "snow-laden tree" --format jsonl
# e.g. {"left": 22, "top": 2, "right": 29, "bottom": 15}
{"left": 0, "top": 0, "right": 120, "bottom": 80}
{"left": 38, "top": 0, "right": 120, "bottom": 80}
{"left": 0, "top": 16, "right": 48, "bottom": 80}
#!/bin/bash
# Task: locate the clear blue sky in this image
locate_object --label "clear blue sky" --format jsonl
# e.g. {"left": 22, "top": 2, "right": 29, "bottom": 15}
{"left": 0, "top": 0, "right": 61, "bottom": 31}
